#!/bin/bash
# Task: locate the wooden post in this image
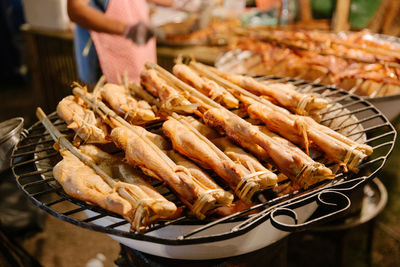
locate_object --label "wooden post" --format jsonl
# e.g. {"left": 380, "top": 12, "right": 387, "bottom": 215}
{"left": 298, "top": 0, "right": 312, "bottom": 22}
{"left": 332, "top": 0, "right": 350, "bottom": 32}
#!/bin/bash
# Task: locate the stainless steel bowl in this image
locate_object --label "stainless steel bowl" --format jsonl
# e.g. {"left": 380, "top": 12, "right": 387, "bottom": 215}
{"left": 0, "top": 117, "right": 24, "bottom": 173}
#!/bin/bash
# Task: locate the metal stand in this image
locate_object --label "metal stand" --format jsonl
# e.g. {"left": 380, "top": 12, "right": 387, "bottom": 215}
{"left": 287, "top": 178, "right": 387, "bottom": 267}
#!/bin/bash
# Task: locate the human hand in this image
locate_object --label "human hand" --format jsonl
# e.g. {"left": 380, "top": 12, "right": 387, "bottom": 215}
{"left": 124, "top": 22, "right": 154, "bottom": 45}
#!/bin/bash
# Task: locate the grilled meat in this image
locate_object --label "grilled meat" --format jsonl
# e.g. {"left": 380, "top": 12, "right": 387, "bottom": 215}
{"left": 101, "top": 83, "right": 156, "bottom": 124}
{"left": 57, "top": 95, "right": 109, "bottom": 144}
{"left": 173, "top": 63, "right": 238, "bottom": 108}
{"left": 141, "top": 69, "right": 198, "bottom": 113}
{"left": 203, "top": 65, "right": 328, "bottom": 115}
{"left": 244, "top": 96, "right": 372, "bottom": 171}
{"left": 203, "top": 108, "right": 334, "bottom": 188}
{"left": 53, "top": 146, "right": 177, "bottom": 232}
{"left": 110, "top": 126, "right": 220, "bottom": 219}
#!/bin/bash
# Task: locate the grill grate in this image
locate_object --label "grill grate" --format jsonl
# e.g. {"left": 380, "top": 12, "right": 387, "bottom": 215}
{"left": 11, "top": 78, "right": 396, "bottom": 245}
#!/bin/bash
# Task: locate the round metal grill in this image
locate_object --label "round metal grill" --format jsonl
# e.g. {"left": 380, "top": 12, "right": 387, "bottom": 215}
{"left": 11, "top": 77, "right": 396, "bottom": 246}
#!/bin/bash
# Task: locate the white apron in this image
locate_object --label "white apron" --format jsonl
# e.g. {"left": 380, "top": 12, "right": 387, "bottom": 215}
{"left": 90, "top": 0, "right": 156, "bottom": 83}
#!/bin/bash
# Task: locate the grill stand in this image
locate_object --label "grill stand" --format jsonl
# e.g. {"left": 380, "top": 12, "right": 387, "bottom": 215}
{"left": 115, "top": 236, "right": 288, "bottom": 267}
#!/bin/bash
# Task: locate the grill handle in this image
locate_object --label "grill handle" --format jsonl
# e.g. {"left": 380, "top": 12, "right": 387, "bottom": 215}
{"left": 270, "top": 190, "right": 351, "bottom": 232}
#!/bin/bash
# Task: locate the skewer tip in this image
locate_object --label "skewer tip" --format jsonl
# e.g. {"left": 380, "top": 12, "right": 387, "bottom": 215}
{"left": 36, "top": 107, "right": 46, "bottom": 122}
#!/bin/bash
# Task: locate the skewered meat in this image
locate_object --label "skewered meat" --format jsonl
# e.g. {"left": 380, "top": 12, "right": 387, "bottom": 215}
{"left": 54, "top": 149, "right": 131, "bottom": 216}
{"left": 179, "top": 116, "right": 277, "bottom": 188}
{"left": 79, "top": 145, "right": 177, "bottom": 215}
{"left": 246, "top": 28, "right": 400, "bottom": 63}
{"left": 244, "top": 96, "right": 372, "bottom": 171}
{"left": 168, "top": 150, "right": 234, "bottom": 205}
{"left": 111, "top": 126, "right": 196, "bottom": 201}
{"left": 111, "top": 118, "right": 233, "bottom": 205}
{"left": 110, "top": 126, "right": 220, "bottom": 219}
{"left": 212, "top": 138, "right": 277, "bottom": 188}
{"left": 197, "top": 63, "right": 328, "bottom": 115}
{"left": 53, "top": 146, "right": 177, "bottom": 231}
{"left": 230, "top": 37, "right": 400, "bottom": 97}
{"left": 173, "top": 63, "right": 239, "bottom": 108}
{"left": 144, "top": 62, "right": 334, "bottom": 187}
{"left": 141, "top": 69, "right": 198, "bottom": 113}
{"left": 163, "top": 118, "right": 244, "bottom": 189}
{"left": 57, "top": 95, "right": 109, "bottom": 144}
{"left": 182, "top": 115, "right": 270, "bottom": 162}
{"left": 163, "top": 117, "right": 275, "bottom": 203}
{"left": 203, "top": 108, "right": 334, "bottom": 188}
{"left": 185, "top": 61, "right": 372, "bottom": 172}
{"left": 163, "top": 17, "right": 239, "bottom": 43}
{"left": 101, "top": 83, "right": 156, "bottom": 124}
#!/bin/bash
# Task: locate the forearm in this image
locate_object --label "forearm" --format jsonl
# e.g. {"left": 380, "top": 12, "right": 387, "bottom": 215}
{"left": 67, "top": 0, "right": 126, "bottom": 35}
{"left": 147, "top": 0, "right": 174, "bottom": 6}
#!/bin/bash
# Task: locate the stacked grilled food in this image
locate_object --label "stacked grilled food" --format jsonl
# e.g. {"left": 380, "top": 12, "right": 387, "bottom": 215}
{"left": 47, "top": 61, "right": 373, "bottom": 233}
{"left": 229, "top": 29, "right": 400, "bottom": 97}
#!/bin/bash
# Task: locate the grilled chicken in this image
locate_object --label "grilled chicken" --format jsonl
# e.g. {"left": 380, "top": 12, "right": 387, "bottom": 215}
{"left": 54, "top": 149, "right": 132, "bottom": 217}
{"left": 110, "top": 126, "right": 219, "bottom": 219}
{"left": 141, "top": 69, "right": 198, "bottom": 113}
{"left": 244, "top": 96, "right": 372, "bottom": 172}
{"left": 163, "top": 118, "right": 244, "bottom": 187}
{"left": 180, "top": 116, "right": 277, "bottom": 188}
{"left": 199, "top": 64, "right": 328, "bottom": 115}
{"left": 168, "top": 150, "right": 234, "bottom": 205}
{"left": 111, "top": 126, "right": 197, "bottom": 201}
{"left": 54, "top": 146, "right": 177, "bottom": 232}
{"left": 231, "top": 37, "right": 400, "bottom": 97}
{"left": 101, "top": 83, "right": 156, "bottom": 124}
{"left": 173, "top": 64, "right": 239, "bottom": 108}
{"left": 212, "top": 138, "right": 277, "bottom": 188}
{"left": 78, "top": 145, "right": 177, "bottom": 216}
{"left": 180, "top": 116, "right": 221, "bottom": 139}
{"left": 57, "top": 95, "right": 109, "bottom": 144}
{"left": 163, "top": 117, "right": 272, "bottom": 203}
{"left": 203, "top": 108, "right": 334, "bottom": 188}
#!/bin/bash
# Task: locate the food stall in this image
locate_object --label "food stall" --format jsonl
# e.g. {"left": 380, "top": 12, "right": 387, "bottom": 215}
{"left": 1, "top": 0, "right": 400, "bottom": 266}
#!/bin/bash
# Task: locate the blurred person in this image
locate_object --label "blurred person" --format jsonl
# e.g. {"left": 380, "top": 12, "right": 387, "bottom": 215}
{"left": 67, "top": 0, "right": 205, "bottom": 85}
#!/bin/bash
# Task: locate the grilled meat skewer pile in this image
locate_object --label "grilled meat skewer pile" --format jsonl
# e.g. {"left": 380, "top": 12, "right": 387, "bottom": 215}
{"left": 42, "top": 60, "right": 372, "bottom": 232}
{"left": 228, "top": 29, "right": 400, "bottom": 97}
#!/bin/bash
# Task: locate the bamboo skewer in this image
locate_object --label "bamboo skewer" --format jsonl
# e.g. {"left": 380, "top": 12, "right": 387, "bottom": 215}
{"left": 129, "top": 82, "right": 160, "bottom": 106}
{"left": 91, "top": 75, "right": 106, "bottom": 99}
{"left": 73, "top": 87, "right": 221, "bottom": 219}
{"left": 36, "top": 107, "right": 156, "bottom": 232}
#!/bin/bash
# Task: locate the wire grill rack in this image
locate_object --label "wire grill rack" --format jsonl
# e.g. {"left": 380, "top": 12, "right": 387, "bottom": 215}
{"left": 11, "top": 77, "right": 396, "bottom": 245}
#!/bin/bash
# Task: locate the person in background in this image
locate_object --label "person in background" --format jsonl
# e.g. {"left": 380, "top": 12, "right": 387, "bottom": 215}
{"left": 67, "top": 0, "right": 204, "bottom": 85}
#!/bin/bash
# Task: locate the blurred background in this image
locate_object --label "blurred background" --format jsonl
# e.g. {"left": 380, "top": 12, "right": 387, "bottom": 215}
{"left": 1, "top": 0, "right": 400, "bottom": 266}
